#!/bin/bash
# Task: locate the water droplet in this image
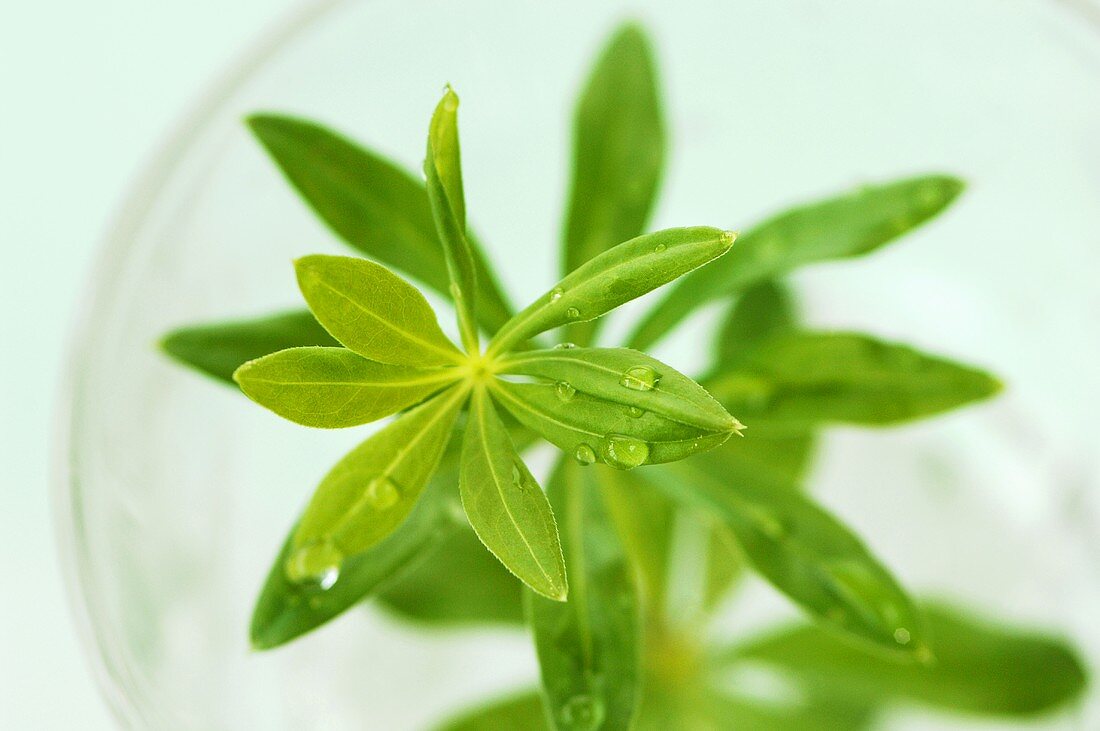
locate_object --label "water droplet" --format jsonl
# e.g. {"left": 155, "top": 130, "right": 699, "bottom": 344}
{"left": 554, "top": 342, "right": 576, "bottom": 350}
{"left": 284, "top": 539, "right": 344, "bottom": 589}
{"left": 691, "top": 440, "right": 701, "bottom": 450}
{"left": 566, "top": 307, "right": 581, "bottom": 319}
{"left": 601, "top": 434, "right": 649, "bottom": 470}
{"left": 366, "top": 477, "right": 400, "bottom": 510}
{"left": 561, "top": 694, "right": 604, "bottom": 730}
{"left": 573, "top": 444, "right": 596, "bottom": 466}
{"left": 653, "top": 243, "right": 667, "bottom": 253}
{"left": 549, "top": 287, "right": 564, "bottom": 302}
{"left": 619, "top": 365, "right": 660, "bottom": 392}
{"left": 894, "top": 627, "right": 912, "bottom": 645}
{"left": 721, "top": 230, "right": 738, "bottom": 246}
{"left": 512, "top": 462, "right": 523, "bottom": 486}
{"left": 555, "top": 381, "right": 576, "bottom": 402}
{"left": 627, "top": 406, "right": 644, "bottom": 418}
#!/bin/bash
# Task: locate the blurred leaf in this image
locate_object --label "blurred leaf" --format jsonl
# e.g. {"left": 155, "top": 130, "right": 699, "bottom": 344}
{"left": 247, "top": 113, "right": 513, "bottom": 332}
{"left": 160, "top": 310, "right": 338, "bottom": 385}
{"left": 432, "top": 690, "right": 549, "bottom": 731}
{"left": 233, "top": 346, "right": 458, "bottom": 428}
{"left": 562, "top": 23, "right": 665, "bottom": 347}
{"left": 714, "top": 281, "right": 797, "bottom": 365}
{"left": 527, "top": 461, "right": 642, "bottom": 730}
{"left": 628, "top": 175, "right": 965, "bottom": 349}
{"left": 461, "top": 388, "right": 568, "bottom": 601}
{"left": 724, "top": 602, "right": 1088, "bottom": 717}
{"left": 705, "top": 333, "right": 1001, "bottom": 434}
{"left": 601, "top": 468, "right": 676, "bottom": 610}
{"left": 295, "top": 254, "right": 462, "bottom": 366}
{"left": 488, "top": 227, "right": 734, "bottom": 356}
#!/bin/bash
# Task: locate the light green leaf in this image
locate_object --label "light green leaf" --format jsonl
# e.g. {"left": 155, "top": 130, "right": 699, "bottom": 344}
{"left": 461, "top": 388, "right": 568, "bottom": 600}
{"left": 601, "top": 468, "right": 676, "bottom": 610}
{"left": 289, "top": 385, "right": 466, "bottom": 573}
{"left": 233, "top": 347, "right": 459, "bottom": 428}
{"left": 714, "top": 281, "right": 797, "bottom": 364}
{"left": 562, "top": 23, "right": 665, "bottom": 347}
{"left": 247, "top": 113, "right": 514, "bottom": 332}
{"left": 644, "top": 454, "right": 927, "bottom": 656}
{"left": 705, "top": 333, "right": 1001, "bottom": 433}
{"left": 725, "top": 602, "right": 1088, "bottom": 717}
{"left": 629, "top": 175, "right": 965, "bottom": 349}
{"left": 527, "top": 461, "right": 641, "bottom": 731}
{"left": 250, "top": 433, "right": 463, "bottom": 650}
{"left": 490, "top": 379, "right": 732, "bottom": 469}
{"left": 425, "top": 87, "right": 479, "bottom": 352}
{"left": 489, "top": 227, "right": 734, "bottom": 356}
{"left": 432, "top": 690, "right": 549, "bottom": 731}
{"left": 160, "top": 309, "right": 338, "bottom": 385}
{"left": 500, "top": 347, "right": 740, "bottom": 433}
{"left": 376, "top": 522, "right": 524, "bottom": 626}
{"left": 295, "top": 254, "right": 463, "bottom": 366}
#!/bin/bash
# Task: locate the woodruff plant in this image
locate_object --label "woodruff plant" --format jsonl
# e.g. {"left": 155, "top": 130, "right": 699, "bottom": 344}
{"left": 162, "top": 22, "right": 1086, "bottom": 731}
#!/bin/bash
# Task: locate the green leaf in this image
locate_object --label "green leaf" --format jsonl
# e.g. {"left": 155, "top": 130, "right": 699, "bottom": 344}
{"left": 725, "top": 602, "right": 1088, "bottom": 717}
{"left": 644, "top": 454, "right": 926, "bottom": 656}
{"left": 490, "top": 379, "right": 733, "bottom": 469}
{"left": 562, "top": 23, "right": 665, "bottom": 347}
{"left": 488, "top": 227, "right": 735, "bottom": 356}
{"left": 500, "top": 347, "right": 740, "bottom": 434}
{"left": 288, "top": 385, "right": 466, "bottom": 575}
{"left": 600, "top": 468, "right": 676, "bottom": 609}
{"left": 714, "top": 281, "right": 797, "bottom": 364}
{"left": 432, "top": 690, "right": 549, "bottom": 731}
{"left": 233, "top": 346, "right": 459, "bottom": 428}
{"left": 247, "top": 113, "right": 514, "bottom": 333}
{"left": 295, "top": 254, "right": 462, "bottom": 366}
{"left": 628, "top": 175, "right": 965, "bottom": 349}
{"left": 375, "top": 522, "right": 524, "bottom": 626}
{"left": 656, "top": 691, "right": 875, "bottom": 731}
{"left": 425, "top": 87, "right": 479, "bottom": 352}
{"left": 527, "top": 461, "right": 641, "bottom": 731}
{"left": 460, "top": 388, "right": 568, "bottom": 600}
{"left": 160, "top": 309, "right": 338, "bottom": 385}
{"left": 705, "top": 333, "right": 1001, "bottom": 433}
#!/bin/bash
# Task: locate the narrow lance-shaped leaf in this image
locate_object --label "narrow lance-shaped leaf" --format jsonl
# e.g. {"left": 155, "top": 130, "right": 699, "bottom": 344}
{"left": 233, "top": 347, "right": 460, "bottom": 428}
{"left": 704, "top": 332, "right": 1001, "bottom": 434}
{"left": 527, "top": 460, "right": 641, "bottom": 731}
{"left": 643, "top": 453, "right": 927, "bottom": 656}
{"left": 562, "top": 22, "right": 665, "bottom": 347}
{"left": 461, "top": 388, "right": 568, "bottom": 601}
{"left": 723, "top": 603, "right": 1088, "bottom": 717}
{"left": 285, "top": 385, "right": 467, "bottom": 586}
{"left": 432, "top": 690, "right": 549, "bottom": 731}
{"left": 160, "top": 310, "right": 339, "bottom": 385}
{"left": 247, "top": 114, "right": 514, "bottom": 332}
{"left": 425, "top": 87, "right": 479, "bottom": 352}
{"left": 488, "top": 227, "right": 735, "bottom": 356}
{"left": 295, "top": 254, "right": 463, "bottom": 366}
{"left": 628, "top": 175, "right": 965, "bottom": 349}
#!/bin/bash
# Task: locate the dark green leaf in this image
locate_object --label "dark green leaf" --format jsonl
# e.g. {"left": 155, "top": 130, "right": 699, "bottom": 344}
{"left": 714, "top": 281, "right": 797, "bottom": 365}
{"left": 629, "top": 175, "right": 965, "bottom": 349}
{"left": 432, "top": 690, "right": 549, "bottom": 731}
{"left": 527, "top": 461, "right": 641, "bottom": 730}
{"left": 247, "top": 114, "right": 514, "bottom": 332}
{"left": 233, "top": 346, "right": 459, "bottom": 428}
{"left": 160, "top": 309, "right": 338, "bottom": 385}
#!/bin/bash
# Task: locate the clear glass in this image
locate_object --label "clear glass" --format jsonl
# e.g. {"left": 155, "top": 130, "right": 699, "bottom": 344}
{"left": 56, "top": 0, "right": 1100, "bottom": 728}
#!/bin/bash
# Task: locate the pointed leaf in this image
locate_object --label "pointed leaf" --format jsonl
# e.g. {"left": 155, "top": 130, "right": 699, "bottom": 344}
{"left": 290, "top": 385, "right": 466, "bottom": 567}
{"left": 491, "top": 379, "right": 732, "bottom": 469}
{"left": 527, "top": 461, "right": 642, "bottom": 731}
{"left": 233, "top": 346, "right": 459, "bottom": 428}
{"left": 500, "top": 347, "right": 740, "bottom": 433}
{"left": 629, "top": 175, "right": 965, "bottom": 349}
{"left": 725, "top": 603, "right": 1088, "bottom": 717}
{"left": 425, "top": 87, "right": 479, "bottom": 351}
{"left": 160, "top": 309, "right": 338, "bottom": 384}
{"left": 714, "top": 281, "right": 797, "bottom": 364}
{"left": 461, "top": 388, "right": 568, "bottom": 600}
{"left": 295, "top": 254, "right": 462, "bottom": 366}
{"left": 489, "top": 227, "right": 734, "bottom": 355}
{"left": 705, "top": 333, "right": 1001, "bottom": 433}
{"left": 644, "top": 454, "right": 927, "bottom": 656}
{"left": 247, "top": 114, "right": 514, "bottom": 332}
{"left": 432, "top": 690, "right": 549, "bottom": 731}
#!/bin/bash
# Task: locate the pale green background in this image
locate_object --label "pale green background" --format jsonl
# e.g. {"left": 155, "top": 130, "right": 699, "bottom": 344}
{"left": 0, "top": 2, "right": 296, "bottom": 727}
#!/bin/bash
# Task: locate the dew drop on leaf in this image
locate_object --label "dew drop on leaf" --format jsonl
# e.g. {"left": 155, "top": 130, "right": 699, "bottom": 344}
{"left": 284, "top": 539, "right": 344, "bottom": 589}
{"left": 555, "top": 381, "right": 577, "bottom": 402}
{"left": 573, "top": 443, "right": 597, "bottom": 466}
{"left": 619, "top": 365, "right": 660, "bottom": 392}
{"left": 627, "top": 405, "right": 644, "bottom": 418}
{"left": 601, "top": 434, "right": 649, "bottom": 470}
{"left": 894, "top": 627, "right": 912, "bottom": 645}
{"left": 653, "top": 243, "right": 667, "bottom": 253}
{"left": 566, "top": 307, "right": 581, "bottom": 319}
{"left": 554, "top": 342, "right": 576, "bottom": 350}
{"left": 365, "top": 476, "right": 400, "bottom": 510}
{"left": 561, "top": 694, "right": 605, "bottom": 730}
{"left": 549, "top": 287, "right": 564, "bottom": 302}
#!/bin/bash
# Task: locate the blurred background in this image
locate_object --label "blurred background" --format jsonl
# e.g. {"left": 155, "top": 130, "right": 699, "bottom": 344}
{"left": 1, "top": 2, "right": 297, "bottom": 727}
